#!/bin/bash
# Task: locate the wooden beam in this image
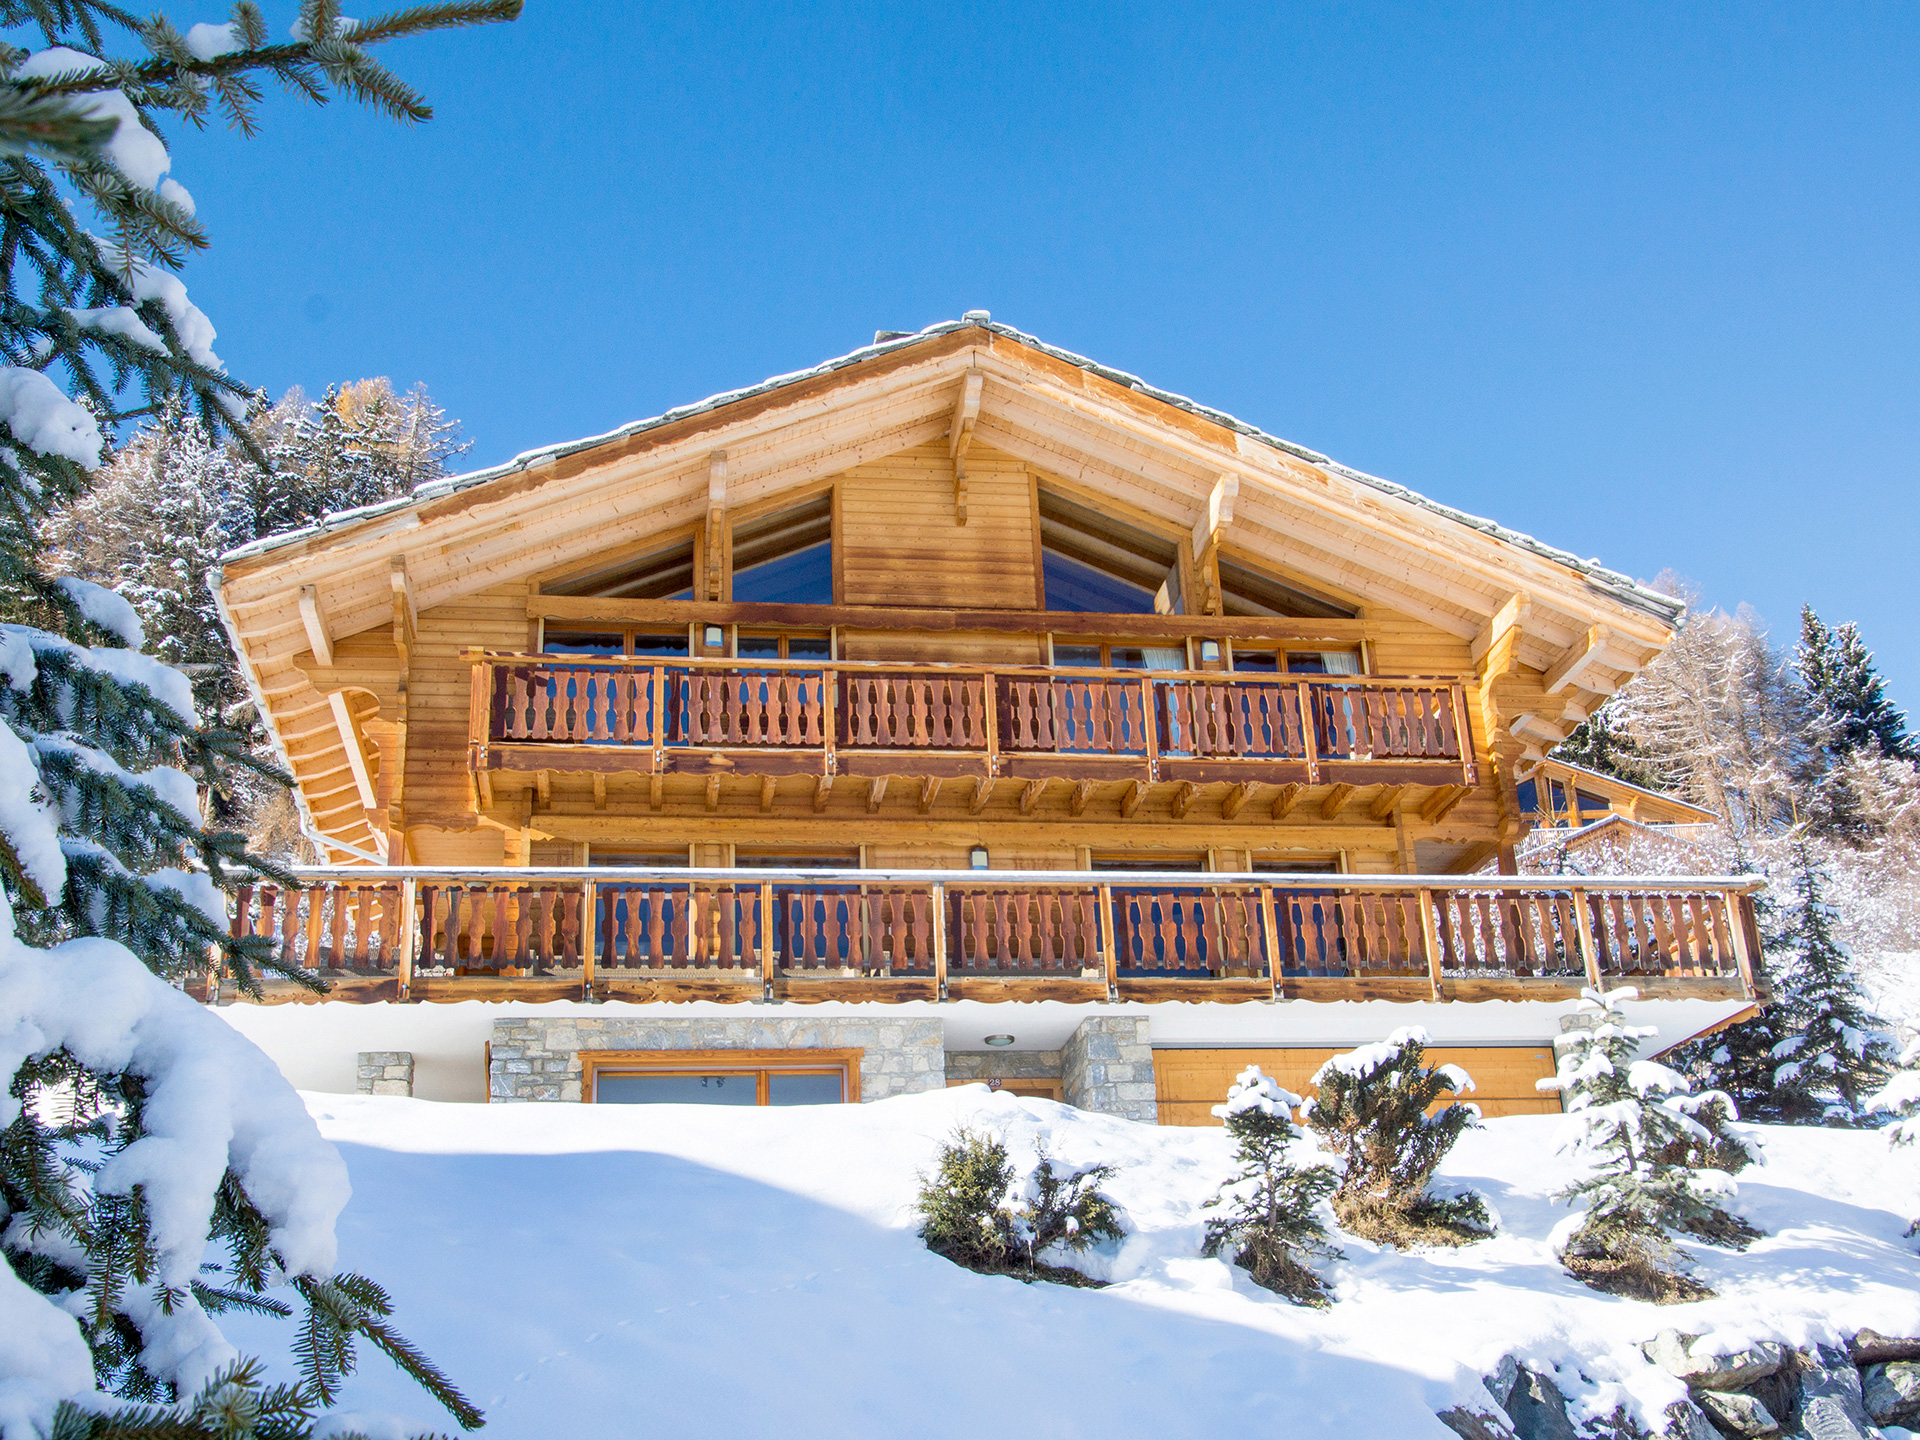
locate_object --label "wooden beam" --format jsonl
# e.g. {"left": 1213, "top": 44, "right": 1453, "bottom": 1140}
{"left": 1191, "top": 472, "right": 1238, "bottom": 558}
{"left": 1171, "top": 781, "right": 1201, "bottom": 819}
{"left": 866, "top": 775, "right": 889, "bottom": 813}
{"left": 1020, "top": 779, "right": 1046, "bottom": 815}
{"left": 1319, "top": 782, "right": 1356, "bottom": 820}
{"left": 704, "top": 773, "right": 722, "bottom": 811}
{"left": 1270, "top": 782, "right": 1304, "bottom": 821}
{"left": 1222, "top": 782, "right": 1255, "bottom": 820}
{"left": 388, "top": 555, "right": 418, "bottom": 637}
{"left": 1470, "top": 592, "right": 1531, "bottom": 668}
{"left": 1419, "top": 784, "right": 1471, "bottom": 824}
{"left": 759, "top": 774, "right": 776, "bottom": 812}
{"left": 297, "top": 585, "right": 333, "bottom": 667}
{"left": 1070, "top": 779, "right": 1097, "bottom": 816}
{"left": 1368, "top": 784, "right": 1408, "bottom": 822}
{"left": 919, "top": 776, "right": 941, "bottom": 813}
{"left": 948, "top": 371, "right": 984, "bottom": 525}
{"left": 1509, "top": 712, "right": 1570, "bottom": 747}
{"left": 1543, "top": 623, "right": 1613, "bottom": 694}
{"left": 534, "top": 769, "right": 551, "bottom": 804}
{"left": 812, "top": 773, "right": 833, "bottom": 811}
{"left": 650, "top": 772, "right": 665, "bottom": 809}
{"left": 705, "top": 450, "right": 727, "bottom": 600}
{"left": 593, "top": 773, "right": 608, "bottom": 811}
{"left": 969, "top": 775, "right": 997, "bottom": 814}
{"left": 1120, "top": 779, "right": 1149, "bottom": 818}
{"left": 325, "top": 691, "right": 377, "bottom": 810}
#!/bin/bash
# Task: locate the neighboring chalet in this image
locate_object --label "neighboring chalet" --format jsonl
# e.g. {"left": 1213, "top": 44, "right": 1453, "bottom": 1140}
{"left": 212, "top": 315, "right": 1762, "bottom": 1122}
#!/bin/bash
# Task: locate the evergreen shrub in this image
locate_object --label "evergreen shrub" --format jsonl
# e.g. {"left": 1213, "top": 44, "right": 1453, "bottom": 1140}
{"left": 915, "top": 1128, "right": 1123, "bottom": 1285}
{"left": 1305, "top": 1027, "right": 1492, "bottom": 1246}
{"left": 1200, "top": 1066, "right": 1338, "bottom": 1306}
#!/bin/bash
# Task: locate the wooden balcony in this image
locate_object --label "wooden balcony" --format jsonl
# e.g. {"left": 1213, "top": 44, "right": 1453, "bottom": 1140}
{"left": 219, "top": 867, "right": 1762, "bottom": 1008}
{"left": 466, "top": 654, "right": 1480, "bottom": 801}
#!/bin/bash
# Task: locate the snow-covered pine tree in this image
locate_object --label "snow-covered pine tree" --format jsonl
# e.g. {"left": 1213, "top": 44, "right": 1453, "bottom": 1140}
{"left": 1769, "top": 848, "right": 1896, "bottom": 1122}
{"left": 1799, "top": 606, "right": 1914, "bottom": 764}
{"left": 1304, "top": 1028, "right": 1490, "bottom": 1245}
{"left": 1542, "top": 988, "right": 1756, "bottom": 1301}
{"left": 0, "top": 2, "right": 515, "bottom": 1435}
{"left": 1200, "top": 1066, "right": 1338, "bottom": 1305}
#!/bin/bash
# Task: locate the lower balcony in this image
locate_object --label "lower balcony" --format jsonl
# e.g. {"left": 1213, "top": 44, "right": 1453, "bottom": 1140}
{"left": 219, "top": 867, "right": 1762, "bottom": 1007}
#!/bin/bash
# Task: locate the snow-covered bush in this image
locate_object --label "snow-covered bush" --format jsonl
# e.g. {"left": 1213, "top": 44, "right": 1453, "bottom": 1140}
{"left": 1305, "top": 1028, "right": 1491, "bottom": 1246}
{"left": 1201, "top": 1066, "right": 1338, "bottom": 1306}
{"left": 1541, "top": 988, "right": 1759, "bottom": 1302}
{"left": 914, "top": 1129, "right": 1123, "bottom": 1284}
{"left": 0, "top": 2, "right": 515, "bottom": 1436}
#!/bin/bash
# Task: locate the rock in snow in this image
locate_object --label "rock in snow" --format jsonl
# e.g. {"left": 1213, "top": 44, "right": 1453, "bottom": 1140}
{"left": 1692, "top": 1390, "right": 1781, "bottom": 1438}
{"left": 1861, "top": 1359, "right": 1920, "bottom": 1428}
{"left": 1641, "top": 1331, "right": 1788, "bottom": 1392}
{"left": 1794, "top": 1346, "right": 1877, "bottom": 1440}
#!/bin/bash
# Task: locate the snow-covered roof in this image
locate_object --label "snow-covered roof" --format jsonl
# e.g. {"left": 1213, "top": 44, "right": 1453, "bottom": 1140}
{"left": 219, "top": 316, "right": 1684, "bottom": 626}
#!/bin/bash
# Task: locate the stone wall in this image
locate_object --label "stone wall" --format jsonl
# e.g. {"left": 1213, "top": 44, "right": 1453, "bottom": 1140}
{"left": 1062, "top": 1017, "right": 1157, "bottom": 1123}
{"left": 946, "top": 1049, "right": 1063, "bottom": 1084}
{"left": 488, "top": 1016, "right": 945, "bottom": 1103}
{"left": 356, "top": 1051, "right": 414, "bottom": 1097}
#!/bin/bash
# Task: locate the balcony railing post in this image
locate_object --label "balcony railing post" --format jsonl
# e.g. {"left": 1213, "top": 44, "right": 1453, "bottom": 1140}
{"left": 1728, "top": 891, "right": 1760, "bottom": 1000}
{"left": 1298, "top": 682, "right": 1321, "bottom": 783}
{"left": 1098, "top": 883, "right": 1118, "bottom": 1000}
{"left": 396, "top": 878, "right": 417, "bottom": 1000}
{"left": 1450, "top": 683, "right": 1477, "bottom": 786}
{"left": 1258, "top": 884, "right": 1281, "bottom": 1002}
{"left": 931, "top": 881, "right": 949, "bottom": 1001}
{"left": 1418, "top": 887, "right": 1445, "bottom": 1001}
{"left": 1571, "top": 887, "right": 1603, "bottom": 990}
{"left": 1140, "top": 676, "right": 1159, "bottom": 781}
{"left": 982, "top": 669, "right": 999, "bottom": 776}
{"left": 822, "top": 668, "right": 837, "bottom": 776}
{"left": 580, "top": 880, "right": 597, "bottom": 1000}
{"left": 759, "top": 882, "right": 776, "bottom": 1000}
{"left": 651, "top": 665, "right": 667, "bottom": 770}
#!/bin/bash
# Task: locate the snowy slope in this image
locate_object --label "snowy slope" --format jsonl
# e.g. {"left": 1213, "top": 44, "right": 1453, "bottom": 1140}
{"left": 227, "top": 1090, "right": 1920, "bottom": 1440}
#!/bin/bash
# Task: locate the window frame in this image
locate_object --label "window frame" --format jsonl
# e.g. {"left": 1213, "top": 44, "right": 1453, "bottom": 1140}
{"left": 580, "top": 1048, "right": 863, "bottom": 1105}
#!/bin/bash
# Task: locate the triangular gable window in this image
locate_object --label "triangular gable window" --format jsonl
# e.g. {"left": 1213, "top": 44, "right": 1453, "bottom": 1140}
{"left": 1038, "top": 488, "right": 1178, "bottom": 615}
{"left": 732, "top": 495, "right": 832, "bottom": 604}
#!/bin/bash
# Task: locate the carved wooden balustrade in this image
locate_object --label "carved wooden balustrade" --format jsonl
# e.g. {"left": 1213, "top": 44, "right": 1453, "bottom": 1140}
{"left": 222, "top": 868, "right": 1762, "bottom": 1006}
{"left": 468, "top": 654, "right": 1480, "bottom": 790}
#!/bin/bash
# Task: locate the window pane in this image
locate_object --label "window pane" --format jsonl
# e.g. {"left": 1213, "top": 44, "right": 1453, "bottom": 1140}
{"left": 737, "top": 636, "right": 782, "bottom": 659}
{"left": 1053, "top": 644, "right": 1101, "bottom": 667}
{"left": 596, "top": 1073, "right": 757, "bottom": 1104}
{"left": 767, "top": 1072, "right": 844, "bottom": 1106}
{"left": 544, "top": 631, "right": 624, "bottom": 656}
{"left": 786, "top": 636, "right": 832, "bottom": 660}
{"left": 1286, "top": 653, "right": 1327, "bottom": 674}
{"left": 1042, "top": 548, "right": 1158, "bottom": 614}
{"left": 1575, "top": 791, "right": 1612, "bottom": 814}
{"left": 1108, "top": 646, "right": 1147, "bottom": 669}
{"left": 734, "top": 539, "right": 833, "bottom": 604}
{"left": 1235, "top": 650, "right": 1280, "bottom": 673}
{"left": 631, "top": 633, "right": 689, "bottom": 657}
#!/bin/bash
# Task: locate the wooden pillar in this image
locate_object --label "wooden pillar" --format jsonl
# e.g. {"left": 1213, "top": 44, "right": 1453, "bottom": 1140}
{"left": 931, "top": 881, "right": 949, "bottom": 1001}
{"left": 395, "top": 877, "right": 418, "bottom": 1000}
{"left": 1418, "top": 887, "right": 1445, "bottom": 1002}
{"left": 1572, "top": 888, "right": 1603, "bottom": 991}
{"left": 580, "top": 880, "right": 598, "bottom": 1001}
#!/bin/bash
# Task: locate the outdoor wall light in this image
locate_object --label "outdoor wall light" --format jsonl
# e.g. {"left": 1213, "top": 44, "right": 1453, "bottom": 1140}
{"left": 703, "top": 625, "right": 725, "bottom": 649}
{"left": 969, "top": 846, "right": 990, "bottom": 869}
{"left": 1199, "top": 640, "right": 1221, "bottom": 662}
{"left": 984, "top": 1035, "right": 1015, "bottom": 1047}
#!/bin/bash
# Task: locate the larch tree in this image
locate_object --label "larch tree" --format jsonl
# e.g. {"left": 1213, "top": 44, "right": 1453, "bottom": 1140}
{"left": 0, "top": 2, "right": 517, "bottom": 1437}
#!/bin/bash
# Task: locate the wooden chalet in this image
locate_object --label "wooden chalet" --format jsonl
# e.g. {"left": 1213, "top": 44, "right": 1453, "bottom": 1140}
{"left": 211, "top": 315, "right": 1762, "bottom": 1121}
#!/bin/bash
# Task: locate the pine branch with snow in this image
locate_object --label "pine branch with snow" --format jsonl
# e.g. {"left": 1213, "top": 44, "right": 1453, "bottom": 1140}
{"left": 0, "top": 2, "right": 516, "bottom": 1435}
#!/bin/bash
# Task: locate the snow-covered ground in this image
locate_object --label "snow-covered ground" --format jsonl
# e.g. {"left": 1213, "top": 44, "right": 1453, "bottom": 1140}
{"left": 227, "top": 1089, "right": 1920, "bottom": 1440}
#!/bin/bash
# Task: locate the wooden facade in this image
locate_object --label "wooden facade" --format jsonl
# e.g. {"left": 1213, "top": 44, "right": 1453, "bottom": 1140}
{"left": 212, "top": 319, "right": 1753, "bottom": 1035}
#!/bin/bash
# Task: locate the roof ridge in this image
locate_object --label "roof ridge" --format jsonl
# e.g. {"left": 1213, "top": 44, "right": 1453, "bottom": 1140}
{"left": 216, "top": 318, "right": 1685, "bottom": 625}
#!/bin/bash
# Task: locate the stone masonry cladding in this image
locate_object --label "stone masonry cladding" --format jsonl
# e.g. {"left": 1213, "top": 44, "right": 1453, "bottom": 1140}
{"left": 1062, "top": 1016, "right": 1157, "bottom": 1123}
{"left": 488, "top": 1016, "right": 945, "bottom": 1103}
{"left": 356, "top": 1051, "right": 414, "bottom": 1097}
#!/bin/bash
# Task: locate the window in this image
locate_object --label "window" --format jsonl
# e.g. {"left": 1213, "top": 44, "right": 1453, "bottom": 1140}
{"left": 1038, "top": 488, "right": 1181, "bottom": 614}
{"left": 541, "top": 628, "right": 689, "bottom": 658}
{"left": 737, "top": 632, "right": 832, "bottom": 662}
{"left": 1233, "top": 648, "right": 1364, "bottom": 675}
{"left": 732, "top": 496, "right": 833, "bottom": 604}
{"left": 1217, "top": 558, "right": 1355, "bottom": 620}
{"left": 583, "top": 1050, "right": 860, "bottom": 1105}
{"left": 1054, "top": 640, "right": 1186, "bottom": 670}
{"left": 541, "top": 537, "right": 696, "bottom": 601}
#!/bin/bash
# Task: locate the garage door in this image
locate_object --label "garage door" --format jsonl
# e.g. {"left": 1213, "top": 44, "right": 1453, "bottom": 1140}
{"left": 1152, "top": 1046, "right": 1561, "bottom": 1126}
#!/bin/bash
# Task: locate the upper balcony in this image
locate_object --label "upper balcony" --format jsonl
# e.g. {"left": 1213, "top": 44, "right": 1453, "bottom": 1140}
{"left": 465, "top": 652, "right": 1480, "bottom": 807}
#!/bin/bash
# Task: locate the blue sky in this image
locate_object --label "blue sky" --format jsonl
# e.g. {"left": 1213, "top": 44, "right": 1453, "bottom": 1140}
{"left": 165, "top": 2, "right": 1917, "bottom": 708}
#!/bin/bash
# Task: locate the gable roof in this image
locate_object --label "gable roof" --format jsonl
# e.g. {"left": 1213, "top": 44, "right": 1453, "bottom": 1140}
{"left": 220, "top": 315, "right": 1682, "bottom": 629}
